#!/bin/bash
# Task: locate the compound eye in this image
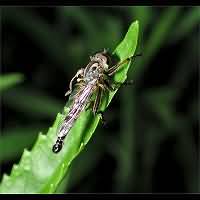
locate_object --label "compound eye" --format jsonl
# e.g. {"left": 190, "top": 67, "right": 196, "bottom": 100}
{"left": 95, "top": 54, "right": 101, "bottom": 60}
{"left": 100, "top": 55, "right": 107, "bottom": 63}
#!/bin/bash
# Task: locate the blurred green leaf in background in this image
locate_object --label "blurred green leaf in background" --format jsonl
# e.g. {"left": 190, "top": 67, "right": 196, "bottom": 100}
{"left": 0, "top": 73, "right": 24, "bottom": 92}
{"left": 0, "top": 6, "right": 199, "bottom": 193}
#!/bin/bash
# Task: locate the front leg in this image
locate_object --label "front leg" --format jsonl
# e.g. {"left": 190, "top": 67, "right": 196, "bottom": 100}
{"left": 97, "top": 111, "right": 106, "bottom": 126}
{"left": 108, "top": 79, "right": 134, "bottom": 88}
{"left": 106, "top": 53, "right": 142, "bottom": 76}
{"left": 65, "top": 68, "right": 84, "bottom": 97}
{"left": 101, "top": 74, "right": 121, "bottom": 91}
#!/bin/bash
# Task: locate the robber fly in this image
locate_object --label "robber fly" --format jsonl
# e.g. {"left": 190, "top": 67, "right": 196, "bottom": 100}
{"left": 52, "top": 49, "right": 140, "bottom": 153}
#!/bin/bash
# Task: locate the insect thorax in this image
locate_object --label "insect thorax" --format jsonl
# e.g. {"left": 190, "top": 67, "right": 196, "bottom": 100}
{"left": 84, "top": 61, "right": 107, "bottom": 84}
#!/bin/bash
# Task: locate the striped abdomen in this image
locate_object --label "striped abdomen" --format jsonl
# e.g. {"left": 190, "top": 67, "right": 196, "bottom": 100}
{"left": 52, "top": 84, "right": 94, "bottom": 153}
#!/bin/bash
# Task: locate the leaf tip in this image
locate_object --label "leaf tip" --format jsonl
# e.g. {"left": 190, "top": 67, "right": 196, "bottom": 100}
{"left": 130, "top": 20, "right": 139, "bottom": 32}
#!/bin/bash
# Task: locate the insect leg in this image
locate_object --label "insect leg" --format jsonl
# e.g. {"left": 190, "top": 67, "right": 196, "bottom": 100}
{"left": 107, "top": 53, "right": 142, "bottom": 76}
{"left": 86, "top": 87, "right": 106, "bottom": 126}
{"left": 92, "top": 87, "right": 102, "bottom": 115}
{"left": 97, "top": 111, "right": 107, "bottom": 126}
{"left": 103, "top": 79, "right": 116, "bottom": 91}
{"left": 123, "top": 79, "right": 134, "bottom": 86}
{"left": 65, "top": 68, "right": 84, "bottom": 97}
{"left": 65, "top": 76, "right": 77, "bottom": 97}
{"left": 101, "top": 74, "right": 121, "bottom": 91}
{"left": 93, "top": 87, "right": 109, "bottom": 126}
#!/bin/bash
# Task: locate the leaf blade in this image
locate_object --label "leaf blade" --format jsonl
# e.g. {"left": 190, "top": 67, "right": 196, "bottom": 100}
{"left": 0, "top": 73, "right": 24, "bottom": 92}
{"left": 0, "top": 20, "right": 139, "bottom": 193}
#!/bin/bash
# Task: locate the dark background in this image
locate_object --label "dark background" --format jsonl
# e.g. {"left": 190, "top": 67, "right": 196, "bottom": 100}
{"left": 0, "top": 6, "right": 199, "bottom": 193}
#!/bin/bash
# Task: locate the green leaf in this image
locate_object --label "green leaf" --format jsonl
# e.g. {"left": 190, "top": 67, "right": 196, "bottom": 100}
{"left": 3, "top": 87, "right": 63, "bottom": 119}
{"left": 128, "top": 6, "right": 154, "bottom": 33}
{"left": 0, "top": 126, "right": 46, "bottom": 162}
{"left": 59, "top": 7, "right": 97, "bottom": 36}
{"left": 3, "top": 8, "right": 68, "bottom": 68}
{"left": 0, "top": 73, "right": 24, "bottom": 92}
{"left": 144, "top": 87, "right": 178, "bottom": 129}
{"left": 132, "top": 7, "right": 181, "bottom": 83}
{"left": 114, "top": 88, "right": 137, "bottom": 192}
{"left": 66, "top": 133, "right": 104, "bottom": 191}
{"left": 171, "top": 7, "right": 200, "bottom": 43}
{"left": 0, "top": 20, "right": 139, "bottom": 193}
